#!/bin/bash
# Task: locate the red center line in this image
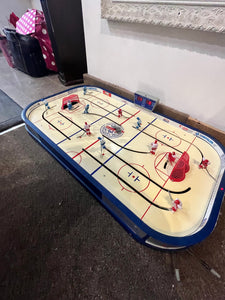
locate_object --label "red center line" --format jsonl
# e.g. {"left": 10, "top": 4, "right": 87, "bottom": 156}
{"left": 72, "top": 139, "right": 99, "bottom": 159}
{"left": 120, "top": 110, "right": 141, "bottom": 126}
{"left": 141, "top": 177, "right": 170, "bottom": 220}
{"left": 71, "top": 108, "right": 136, "bottom": 160}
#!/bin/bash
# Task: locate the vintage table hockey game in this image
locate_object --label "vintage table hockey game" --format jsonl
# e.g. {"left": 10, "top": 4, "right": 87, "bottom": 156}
{"left": 22, "top": 86, "right": 225, "bottom": 250}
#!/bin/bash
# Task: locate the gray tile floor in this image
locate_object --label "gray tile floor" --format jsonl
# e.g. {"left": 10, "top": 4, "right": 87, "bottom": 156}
{"left": 0, "top": 52, "right": 72, "bottom": 108}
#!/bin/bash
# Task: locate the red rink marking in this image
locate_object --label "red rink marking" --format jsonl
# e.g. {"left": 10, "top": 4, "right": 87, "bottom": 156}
{"left": 72, "top": 139, "right": 99, "bottom": 159}
{"left": 155, "top": 129, "right": 181, "bottom": 148}
{"left": 117, "top": 163, "right": 150, "bottom": 193}
{"left": 155, "top": 152, "right": 168, "bottom": 169}
{"left": 141, "top": 177, "right": 170, "bottom": 220}
{"left": 154, "top": 152, "right": 170, "bottom": 181}
{"left": 185, "top": 136, "right": 197, "bottom": 152}
{"left": 67, "top": 151, "right": 82, "bottom": 164}
{"left": 49, "top": 115, "right": 73, "bottom": 131}
{"left": 120, "top": 110, "right": 141, "bottom": 126}
{"left": 156, "top": 168, "right": 169, "bottom": 178}
{"left": 106, "top": 125, "right": 116, "bottom": 131}
{"left": 34, "top": 111, "right": 58, "bottom": 124}
{"left": 142, "top": 135, "right": 198, "bottom": 219}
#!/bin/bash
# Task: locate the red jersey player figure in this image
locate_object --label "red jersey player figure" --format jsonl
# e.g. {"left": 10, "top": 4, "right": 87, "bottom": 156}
{"left": 84, "top": 122, "right": 91, "bottom": 136}
{"left": 199, "top": 157, "right": 210, "bottom": 169}
{"left": 168, "top": 151, "right": 177, "bottom": 165}
{"left": 150, "top": 140, "right": 158, "bottom": 155}
{"left": 168, "top": 192, "right": 182, "bottom": 213}
{"left": 171, "top": 199, "right": 182, "bottom": 213}
{"left": 118, "top": 108, "right": 122, "bottom": 118}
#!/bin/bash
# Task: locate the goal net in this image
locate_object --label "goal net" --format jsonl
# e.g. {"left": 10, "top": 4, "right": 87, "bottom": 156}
{"left": 61, "top": 94, "right": 79, "bottom": 109}
{"left": 169, "top": 152, "right": 190, "bottom": 182}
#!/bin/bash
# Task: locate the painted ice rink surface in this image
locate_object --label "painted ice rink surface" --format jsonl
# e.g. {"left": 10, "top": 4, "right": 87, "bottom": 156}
{"left": 24, "top": 86, "right": 225, "bottom": 244}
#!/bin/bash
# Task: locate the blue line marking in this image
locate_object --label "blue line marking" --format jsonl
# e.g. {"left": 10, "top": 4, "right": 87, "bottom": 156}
{"left": 57, "top": 103, "right": 127, "bottom": 145}
{"left": 91, "top": 117, "right": 157, "bottom": 175}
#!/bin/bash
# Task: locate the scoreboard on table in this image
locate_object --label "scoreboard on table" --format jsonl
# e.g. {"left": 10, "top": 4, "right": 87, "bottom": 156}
{"left": 134, "top": 91, "right": 159, "bottom": 111}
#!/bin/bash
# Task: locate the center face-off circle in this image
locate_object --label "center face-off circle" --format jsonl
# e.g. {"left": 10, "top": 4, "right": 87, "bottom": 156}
{"left": 100, "top": 122, "right": 124, "bottom": 138}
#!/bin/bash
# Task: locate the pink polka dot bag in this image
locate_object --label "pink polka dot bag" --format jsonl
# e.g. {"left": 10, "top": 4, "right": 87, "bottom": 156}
{"left": 16, "top": 9, "right": 57, "bottom": 72}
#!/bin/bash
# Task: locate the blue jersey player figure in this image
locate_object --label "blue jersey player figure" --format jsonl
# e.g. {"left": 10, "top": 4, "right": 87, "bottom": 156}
{"left": 43, "top": 99, "right": 50, "bottom": 111}
{"left": 136, "top": 117, "right": 142, "bottom": 129}
{"left": 83, "top": 86, "right": 87, "bottom": 95}
{"left": 98, "top": 136, "right": 106, "bottom": 155}
{"left": 83, "top": 104, "right": 89, "bottom": 114}
{"left": 67, "top": 100, "right": 72, "bottom": 110}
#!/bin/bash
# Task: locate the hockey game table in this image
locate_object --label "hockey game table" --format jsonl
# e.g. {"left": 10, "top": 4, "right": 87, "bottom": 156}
{"left": 22, "top": 85, "right": 225, "bottom": 250}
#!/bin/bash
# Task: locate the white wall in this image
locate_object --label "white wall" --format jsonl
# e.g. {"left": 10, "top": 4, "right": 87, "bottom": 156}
{"left": 82, "top": 0, "right": 225, "bottom": 132}
{"left": 0, "top": 0, "right": 32, "bottom": 33}
{"left": 30, "top": 0, "right": 42, "bottom": 11}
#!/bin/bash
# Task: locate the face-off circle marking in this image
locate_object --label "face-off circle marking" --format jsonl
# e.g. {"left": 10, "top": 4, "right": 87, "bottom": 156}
{"left": 117, "top": 163, "right": 150, "bottom": 193}
{"left": 100, "top": 122, "right": 124, "bottom": 139}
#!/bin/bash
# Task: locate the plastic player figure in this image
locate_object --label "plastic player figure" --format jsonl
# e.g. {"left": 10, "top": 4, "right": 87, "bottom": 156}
{"left": 118, "top": 108, "right": 122, "bottom": 118}
{"left": 43, "top": 99, "right": 50, "bottom": 110}
{"left": 171, "top": 199, "right": 182, "bottom": 213}
{"left": 83, "top": 86, "right": 87, "bottom": 95}
{"left": 84, "top": 122, "right": 91, "bottom": 136}
{"left": 83, "top": 104, "right": 89, "bottom": 114}
{"left": 199, "top": 157, "right": 210, "bottom": 169}
{"left": 67, "top": 100, "right": 72, "bottom": 110}
{"left": 150, "top": 140, "right": 158, "bottom": 155}
{"left": 168, "top": 151, "right": 177, "bottom": 164}
{"left": 136, "top": 117, "right": 142, "bottom": 129}
{"left": 98, "top": 136, "right": 106, "bottom": 155}
{"left": 168, "top": 192, "right": 182, "bottom": 213}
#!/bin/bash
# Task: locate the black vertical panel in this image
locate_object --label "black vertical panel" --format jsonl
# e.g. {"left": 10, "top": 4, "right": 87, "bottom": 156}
{"left": 41, "top": 0, "right": 87, "bottom": 85}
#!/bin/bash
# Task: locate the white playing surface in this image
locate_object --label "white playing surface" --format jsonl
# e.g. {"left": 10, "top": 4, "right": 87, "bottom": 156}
{"left": 26, "top": 87, "right": 225, "bottom": 238}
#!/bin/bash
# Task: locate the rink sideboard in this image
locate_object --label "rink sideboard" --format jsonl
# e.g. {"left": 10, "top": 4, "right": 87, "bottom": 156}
{"left": 22, "top": 85, "right": 225, "bottom": 250}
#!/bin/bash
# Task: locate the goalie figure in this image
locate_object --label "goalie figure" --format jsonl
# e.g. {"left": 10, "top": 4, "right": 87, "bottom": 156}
{"left": 199, "top": 157, "right": 210, "bottom": 169}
